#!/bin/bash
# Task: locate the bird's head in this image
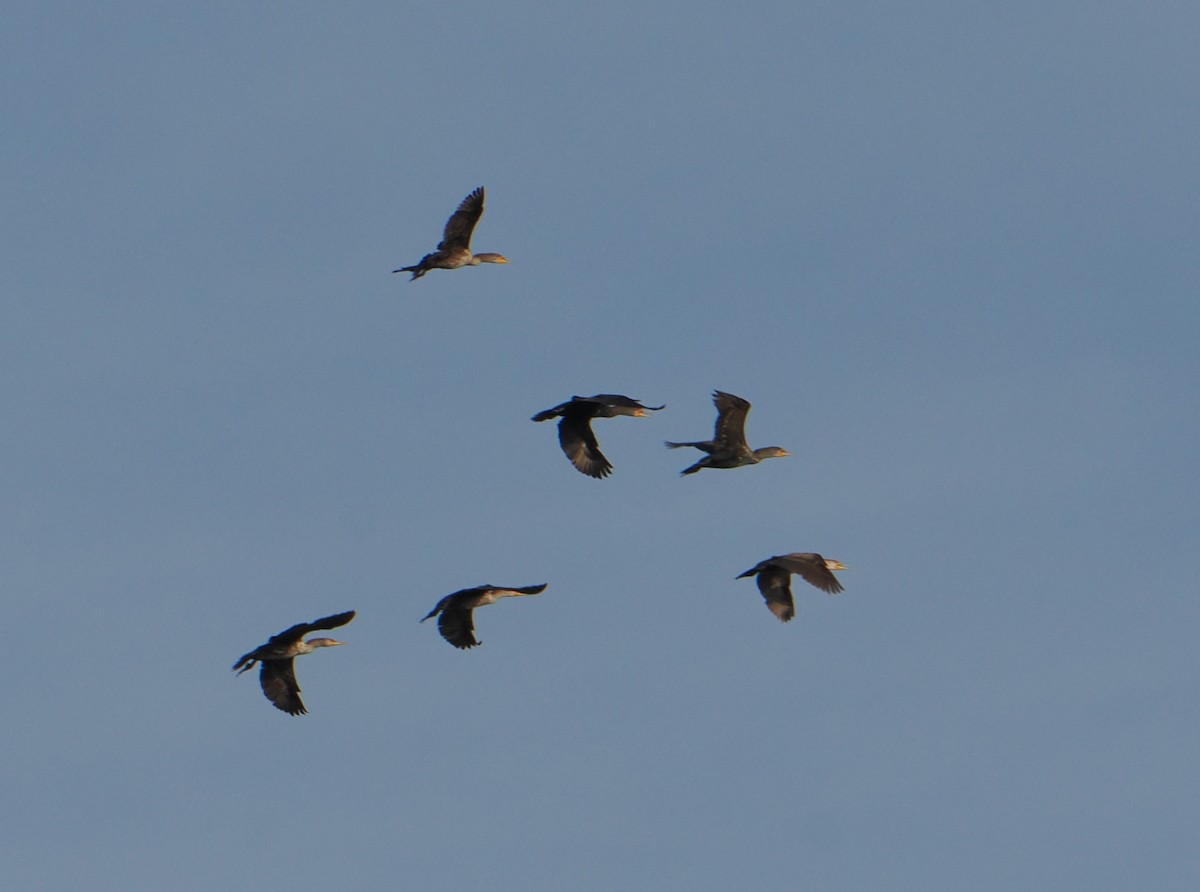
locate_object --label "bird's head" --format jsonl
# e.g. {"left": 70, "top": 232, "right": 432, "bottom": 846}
{"left": 824, "top": 559, "right": 848, "bottom": 572}
{"left": 474, "top": 252, "right": 509, "bottom": 265}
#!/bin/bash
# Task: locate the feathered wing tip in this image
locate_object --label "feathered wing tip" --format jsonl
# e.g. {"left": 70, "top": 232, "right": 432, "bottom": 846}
{"left": 439, "top": 187, "right": 486, "bottom": 251}
{"left": 808, "top": 571, "right": 845, "bottom": 595}
{"left": 437, "top": 608, "right": 480, "bottom": 649}
{"left": 569, "top": 447, "right": 613, "bottom": 478}
{"left": 811, "top": 576, "right": 844, "bottom": 595}
{"left": 260, "top": 660, "right": 307, "bottom": 716}
{"left": 558, "top": 414, "right": 612, "bottom": 479}
{"left": 303, "top": 610, "right": 357, "bottom": 633}
{"left": 766, "top": 599, "right": 795, "bottom": 623}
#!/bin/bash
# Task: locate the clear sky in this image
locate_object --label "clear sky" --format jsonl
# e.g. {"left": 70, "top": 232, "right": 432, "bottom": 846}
{"left": 4, "top": 2, "right": 1198, "bottom": 890}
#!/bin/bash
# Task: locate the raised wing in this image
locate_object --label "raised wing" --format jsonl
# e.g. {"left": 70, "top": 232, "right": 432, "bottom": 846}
{"left": 711, "top": 391, "right": 751, "bottom": 449}
{"left": 438, "top": 187, "right": 485, "bottom": 251}
{"left": 266, "top": 610, "right": 356, "bottom": 647}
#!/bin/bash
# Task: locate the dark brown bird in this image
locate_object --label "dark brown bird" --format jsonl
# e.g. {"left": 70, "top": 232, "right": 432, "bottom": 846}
{"left": 421, "top": 584, "right": 547, "bottom": 649}
{"left": 393, "top": 187, "right": 509, "bottom": 280}
{"left": 736, "top": 554, "right": 847, "bottom": 622}
{"left": 532, "top": 395, "right": 664, "bottom": 478}
{"left": 665, "top": 390, "right": 789, "bottom": 475}
{"left": 233, "top": 610, "right": 355, "bottom": 715}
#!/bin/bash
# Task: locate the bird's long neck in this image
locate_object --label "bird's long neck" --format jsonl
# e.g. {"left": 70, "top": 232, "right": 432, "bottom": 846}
{"left": 752, "top": 447, "right": 787, "bottom": 460}
{"left": 297, "top": 637, "right": 343, "bottom": 655}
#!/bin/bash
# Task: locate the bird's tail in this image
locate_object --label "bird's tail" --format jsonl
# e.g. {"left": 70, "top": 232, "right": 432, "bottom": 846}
{"left": 663, "top": 440, "right": 699, "bottom": 449}
{"left": 392, "top": 265, "right": 426, "bottom": 280}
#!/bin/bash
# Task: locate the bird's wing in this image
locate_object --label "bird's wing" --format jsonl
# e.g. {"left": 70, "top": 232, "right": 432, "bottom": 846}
{"left": 481, "top": 583, "right": 548, "bottom": 597}
{"left": 711, "top": 391, "right": 751, "bottom": 448}
{"left": 589, "top": 395, "right": 665, "bottom": 415}
{"left": 266, "top": 610, "right": 357, "bottom": 646}
{"left": 438, "top": 606, "right": 480, "bottom": 649}
{"left": 754, "top": 566, "right": 796, "bottom": 622}
{"left": 259, "top": 659, "right": 307, "bottom": 715}
{"left": 304, "top": 610, "right": 357, "bottom": 632}
{"left": 591, "top": 394, "right": 637, "bottom": 407}
{"left": 774, "top": 554, "right": 844, "bottom": 594}
{"left": 510, "top": 583, "right": 548, "bottom": 596}
{"left": 558, "top": 413, "right": 612, "bottom": 478}
{"left": 438, "top": 187, "right": 485, "bottom": 251}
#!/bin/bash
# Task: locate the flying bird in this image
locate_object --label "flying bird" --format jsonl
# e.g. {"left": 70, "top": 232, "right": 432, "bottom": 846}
{"left": 233, "top": 610, "right": 355, "bottom": 715}
{"left": 393, "top": 187, "right": 509, "bottom": 280}
{"left": 532, "top": 394, "right": 664, "bottom": 478}
{"left": 736, "top": 554, "right": 847, "bottom": 622}
{"left": 421, "top": 584, "right": 548, "bottom": 649}
{"left": 665, "top": 390, "right": 789, "bottom": 475}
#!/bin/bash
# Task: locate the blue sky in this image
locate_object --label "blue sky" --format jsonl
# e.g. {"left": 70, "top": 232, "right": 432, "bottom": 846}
{"left": 4, "top": 2, "right": 1198, "bottom": 889}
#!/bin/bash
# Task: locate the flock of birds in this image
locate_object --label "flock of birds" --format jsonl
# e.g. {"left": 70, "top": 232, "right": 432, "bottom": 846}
{"left": 234, "top": 187, "right": 849, "bottom": 715}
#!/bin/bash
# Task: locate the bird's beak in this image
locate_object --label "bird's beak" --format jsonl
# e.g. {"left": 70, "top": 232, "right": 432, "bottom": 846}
{"left": 633, "top": 409, "right": 647, "bottom": 417}
{"left": 826, "top": 561, "right": 848, "bottom": 571}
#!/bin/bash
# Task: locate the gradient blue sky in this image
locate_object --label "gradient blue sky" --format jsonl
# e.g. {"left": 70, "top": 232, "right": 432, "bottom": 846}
{"left": 5, "top": 2, "right": 1198, "bottom": 890}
